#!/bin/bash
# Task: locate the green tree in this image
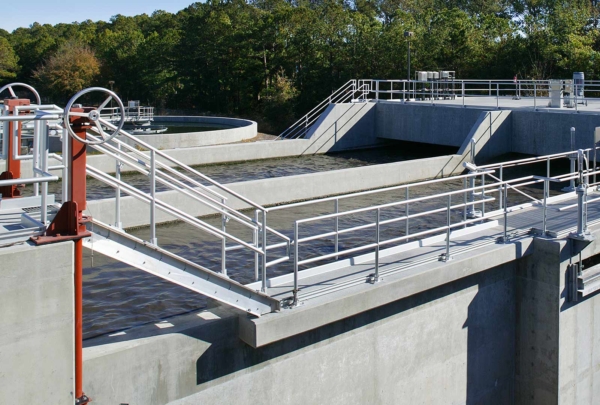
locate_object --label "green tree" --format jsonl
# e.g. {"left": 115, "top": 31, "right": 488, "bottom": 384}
{"left": 33, "top": 40, "right": 100, "bottom": 101}
{"left": 0, "top": 37, "right": 19, "bottom": 83}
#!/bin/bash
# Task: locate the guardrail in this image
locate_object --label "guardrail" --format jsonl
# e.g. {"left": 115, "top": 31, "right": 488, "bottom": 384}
{"left": 264, "top": 146, "right": 599, "bottom": 304}
{"left": 277, "top": 80, "right": 370, "bottom": 140}
{"left": 358, "top": 79, "right": 600, "bottom": 111}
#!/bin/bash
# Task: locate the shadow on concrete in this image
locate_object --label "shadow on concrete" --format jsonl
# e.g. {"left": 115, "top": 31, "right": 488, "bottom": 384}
{"left": 463, "top": 273, "right": 516, "bottom": 404}
{"left": 195, "top": 263, "right": 517, "bottom": 398}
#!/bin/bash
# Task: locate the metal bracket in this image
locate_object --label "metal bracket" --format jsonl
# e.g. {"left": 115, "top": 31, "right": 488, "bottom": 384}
{"left": 568, "top": 232, "right": 594, "bottom": 255}
{"left": 30, "top": 201, "right": 91, "bottom": 245}
{"left": 75, "top": 394, "right": 90, "bottom": 405}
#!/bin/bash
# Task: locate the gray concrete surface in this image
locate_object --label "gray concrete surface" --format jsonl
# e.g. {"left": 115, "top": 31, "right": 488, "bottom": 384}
{"left": 376, "top": 102, "right": 484, "bottom": 147}
{"left": 118, "top": 116, "right": 257, "bottom": 150}
{"left": 85, "top": 154, "right": 464, "bottom": 228}
{"left": 84, "top": 260, "right": 517, "bottom": 405}
{"left": 304, "top": 101, "right": 384, "bottom": 152}
{"left": 78, "top": 220, "right": 600, "bottom": 405}
{"left": 376, "top": 101, "right": 600, "bottom": 156}
{"left": 0, "top": 241, "right": 74, "bottom": 404}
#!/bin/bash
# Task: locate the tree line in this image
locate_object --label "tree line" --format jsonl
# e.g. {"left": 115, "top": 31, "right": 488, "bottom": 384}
{"left": 0, "top": 0, "right": 599, "bottom": 132}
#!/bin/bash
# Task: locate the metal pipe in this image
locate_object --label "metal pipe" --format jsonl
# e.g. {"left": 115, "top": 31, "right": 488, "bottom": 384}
{"left": 115, "top": 143, "right": 122, "bottom": 228}
{"left": 334, "top": 199, "right": 339, "bottom": 259}
{"left": 150, "top": 149, "right": 157, "bottom": 245}
{"left": 375, "top": 208, "right": 380, "bottom": 281}
{"left": 74, "top": 238, "right": 87, "bottom": 405}
{"left": 293, "top": 221, "right": 299, "bottom": 306}
{"left": 405, "top": 187, "right": 409, "bottom": 237}
{"left": 221, "top": 198, "right": 227, "bottom": 276}
{"left": 254, "top": 210, "right": 259, "bottom": 282}
{"left": 0, "top": 175, "right": 58, "bottom": 186}
{"left": 262, "top": 210, "right": 268, "bottom": 293}
{"left": 503, "top": 183, "right": 508, "bottom": 242}
{"left": 445, "top": 194, "right": 451, "bottom": 261}
{"left": 40, "top": 121, "right": 48, "bottom": 225}
{"left": 33, "top": 120, "right": 40, "bottom": 196}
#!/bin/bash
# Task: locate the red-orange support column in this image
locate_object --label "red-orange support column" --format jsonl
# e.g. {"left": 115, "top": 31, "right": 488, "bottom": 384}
{"left": 0, "top": 98, "right": 29, "bottom": 198}
{"left": 30, "top": 108, "right": 91, "bottom": 405}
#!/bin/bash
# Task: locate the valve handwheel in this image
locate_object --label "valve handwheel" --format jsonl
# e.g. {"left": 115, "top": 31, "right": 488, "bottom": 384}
{"left": 63, "top": 87, "right": 125, "bottom": 145}
{"left": 0, "top": 82, "right": 41, "bottom": 105}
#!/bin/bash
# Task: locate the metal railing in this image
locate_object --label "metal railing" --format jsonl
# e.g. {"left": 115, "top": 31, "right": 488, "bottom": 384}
{"left": 0, "top": 100, "right": 290, "bottom": 294}
{"left": 100, "top": 105, "right": 154, "bottom": 123}
{"left": 263, "top": 146, "right": 599, "bottom": 304}
{"left": 0, "top": 103, "right": 67, "bottom": 224}
{"left": 357, "top": 79, "right": 600, "bottom": 111}
{"left": 81, "top": 120, "right": 291, "bottom": 293}
{"left": 276, "top": 80, "right": 370, "bottom": 140}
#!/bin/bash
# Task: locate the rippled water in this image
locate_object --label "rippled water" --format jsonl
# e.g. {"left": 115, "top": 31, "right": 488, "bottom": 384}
{"left": 82, "top": 152, "right": 569, "bottom": 339}
{"left": 43, "top": 142, "right": 455, "bottom": 201}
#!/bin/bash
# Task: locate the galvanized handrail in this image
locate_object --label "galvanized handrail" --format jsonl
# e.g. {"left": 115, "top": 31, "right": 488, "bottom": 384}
{"left": 360, "top": 78, "right": 599, "bottom": 111}
{"left": 276, "top": 80, "right": 371, "bottom": 140}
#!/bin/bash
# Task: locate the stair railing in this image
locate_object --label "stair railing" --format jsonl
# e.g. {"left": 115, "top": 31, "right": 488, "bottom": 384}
{"left": 76, "top": 122, "right": 291, "bottom": 293}
{"left": 277, "top": 80, "right": 367, "bottom": 140}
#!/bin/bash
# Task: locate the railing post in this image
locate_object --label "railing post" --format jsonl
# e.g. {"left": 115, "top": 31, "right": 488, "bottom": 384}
{"left": 254, "top": 210, "right": 259, "bottom": 282}
{"left": 445, "top": 194, "right": 452, "bottom": 262}
{"left": 502, "top": 183, "right": 508, "bottom": 243}
{"left": 334, "top": 199, "right": 339, "bottom": 259}
{"left": 463, "top": 177, "right": 467, "bottom": 227}
{"left": 542, "top": 179, "right": 549, "bottom": 235}
{"left": 563, "top": 128, "right": 577, "bottom": 192}
{"left": 489, "top": 80, "right": 491, "bottom": 96}
{"left": 496, "top": 83, "right": 499, "bottom": 109}
{"left": 375, "top": 208, "right": 380, "bottom": 282}
{"left": 576, "top": 149, "right": 589, "bottom": 236}
{"left": 40, "top": 121, "right": 48, "bottom": 225}
{"left": 534, "top": 81, "right": 537, "bottom": 110}
{"left": 405, "top": 187, "right": 410, "bottom": 237}
{"left": 376, "top": 81, "right": 379, "bottom": 100}
{"left": 221, "top": 198, "right": 227, "bottom": 276}
{"left": 115, "top": 142, "right": 122, "bottom": 229}
{"left": 498, "top": 165, "right": 504, "bottom": 210}
{"left": 462, "top": 81, "right": 465, "bottom": 107}
{"left": 149, "top": 149, "right": 157, "bottom": 245}
{"left": 33, "top": 121, "right": 39, "bottom": 197}
{"left": 261, "top": 210, "right": 268, "bottom": 294}
{"left": 293, "top": 221, "right": 299, "bottom": 306}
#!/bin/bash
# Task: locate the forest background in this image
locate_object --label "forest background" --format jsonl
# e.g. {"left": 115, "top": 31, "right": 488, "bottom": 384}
{"left": 1, "top": 0, "right": 599, "bottom": 133}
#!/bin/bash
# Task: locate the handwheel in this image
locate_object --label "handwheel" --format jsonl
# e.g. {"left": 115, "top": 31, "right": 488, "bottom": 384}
{"left": 0, "top": 82, "right": 41, "bottom": 105}
{"left": 63, "top": 87, "right": 125, "bottom": 145}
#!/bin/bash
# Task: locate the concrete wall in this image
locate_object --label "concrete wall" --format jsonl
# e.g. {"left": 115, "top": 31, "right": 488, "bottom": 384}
{"left": 376, "top": 102, "right": 484, "bottom": 147}
{"left": 304, "top": 102, "right": 384, "bottom": 153}
{"left": 457, "top": 110, "right": 512, "bottom": 164}
{"left": 83, "top": 262, "right": 517, "bottom": 405}
{"left": 0, "top": 241, "right": 74, "bottom": 404}
{"left": 375, "top": 102, "right": 600, "bottom": 156}
{"left": 85, "top": 154, "right": 464, "bottom": 228}
{"left": 117, "top": 116, "right": 257, "bottom": 150}
{"left": 511, "top": 111, "right": 600, "bottom": 155}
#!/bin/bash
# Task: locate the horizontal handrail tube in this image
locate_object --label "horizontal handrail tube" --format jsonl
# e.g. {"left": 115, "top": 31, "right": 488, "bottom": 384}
{"left": 297, "top": 213, "right": 501, "bottom": 267}
{"left": 270, "top": 170, "right": 495, "bottom": 212}
{"left": 0, "top": 175, "right": 58, "bottom": 186}
{"left": 101, "top": 121, "right": 268, "bottom": 211}
{"left": 296, "top": 179, "right": 519, "bottom": 225}
{"left": 296, "top": 197, "right": 496, "bottom": 244}
{"left": 85, "top": 166, "right": 265, "bottom": 255}
{"left": 266, "top": 256, "right": 291, "bottom": 268}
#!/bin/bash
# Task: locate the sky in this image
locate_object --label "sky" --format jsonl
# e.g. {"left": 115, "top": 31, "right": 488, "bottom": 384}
{"left": 2, "top": 0, "right": 195, "bottom": 32}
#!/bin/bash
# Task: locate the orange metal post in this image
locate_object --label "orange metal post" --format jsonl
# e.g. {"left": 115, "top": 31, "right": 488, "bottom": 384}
{"left": 0, "top": 98, "right": 29, "bottom": 198}
{"left": 29, "top": 108, "right": 91, "bottom": 404}
{"left": 74, "top": 238, "right": 87, "bottom": 404}
{"left": 71, "top": 111, "right": 90, "bottom": 405}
